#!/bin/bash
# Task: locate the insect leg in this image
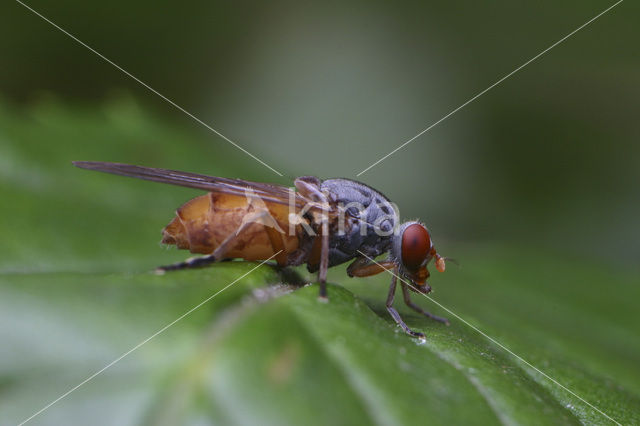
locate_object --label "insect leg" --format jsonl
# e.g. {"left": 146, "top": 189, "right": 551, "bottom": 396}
{"left": 347, "top": 257, "right": 395, "bottom": 277}
{"left": 155, "top": 254, "right": 217, "bottom": 273}
{"left": 401, "top": 282, "right": 449, "bottom": 325}
{"left": 317, "top": 227, "right": 329, "bottom": 299}
{"left": 293, "top": 176, "right": 324, "bottom": 201}
{"left": 386, "top": 270, "right": 425, "bottom": 338}
{"left": 264, "top": 225, "right": 288, "bottom": 267}
{"left": 293, "top": 176, "right": 330, "bottom": 299}
{"left": 156, "top": 215, "right": 263, "bottom": 273}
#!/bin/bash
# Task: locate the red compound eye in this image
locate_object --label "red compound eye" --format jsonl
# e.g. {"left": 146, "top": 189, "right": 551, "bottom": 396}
{"left": 401, "top": 224, "right": 431, "bottom": 271}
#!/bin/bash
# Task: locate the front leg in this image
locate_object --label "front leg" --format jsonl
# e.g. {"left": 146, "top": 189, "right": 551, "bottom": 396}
{"left": 347, "top": 256, "right": 395, "bottom": 277}
{"left": 387, "top": 268, "right": 425, "bottom": 338}
{"left": 401, "top": 282, "right": 449, "bottom": 325}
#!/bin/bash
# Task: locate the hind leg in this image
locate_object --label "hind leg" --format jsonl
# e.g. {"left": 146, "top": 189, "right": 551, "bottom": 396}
{"left": 156, "top": 231, "right": 241, "bottom": 273}
{"left": 156, "top": 210, "right": 274, "bottom": 273}
{"left": 155, "top": 254, "right": 218, "bottom": 273}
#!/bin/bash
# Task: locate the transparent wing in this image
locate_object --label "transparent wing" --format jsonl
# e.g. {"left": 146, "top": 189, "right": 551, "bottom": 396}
{"left": 73, "top": 161, "right": 315, "bottom": 209}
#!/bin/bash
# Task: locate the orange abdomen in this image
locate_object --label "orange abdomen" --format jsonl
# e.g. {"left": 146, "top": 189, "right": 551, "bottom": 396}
{"left": 161, "top": 192, "right": 299, "bottom": 265}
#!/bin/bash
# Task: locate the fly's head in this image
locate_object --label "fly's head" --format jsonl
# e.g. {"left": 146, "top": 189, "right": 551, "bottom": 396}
{"left": 392, "top": 221, "right": 446, "bottom": 293}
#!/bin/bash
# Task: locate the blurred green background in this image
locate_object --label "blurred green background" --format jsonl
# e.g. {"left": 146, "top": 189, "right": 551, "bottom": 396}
{"left": 1, "top": 1, "right": 639, "bottom": 425}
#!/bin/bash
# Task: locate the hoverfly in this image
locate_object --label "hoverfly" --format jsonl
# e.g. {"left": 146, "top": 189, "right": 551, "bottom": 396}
{"left": 74, "top": 161, "right": 449, "bottom": 338}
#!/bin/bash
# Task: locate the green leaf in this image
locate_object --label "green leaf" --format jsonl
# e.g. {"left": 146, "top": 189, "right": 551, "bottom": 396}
{"left": 1, "top": 99, "right": 638, "bottom": 425}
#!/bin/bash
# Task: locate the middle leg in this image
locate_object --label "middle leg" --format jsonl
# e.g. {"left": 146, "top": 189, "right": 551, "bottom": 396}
{"left": 317, "top": 227, "right": 329, "bottom": 299}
